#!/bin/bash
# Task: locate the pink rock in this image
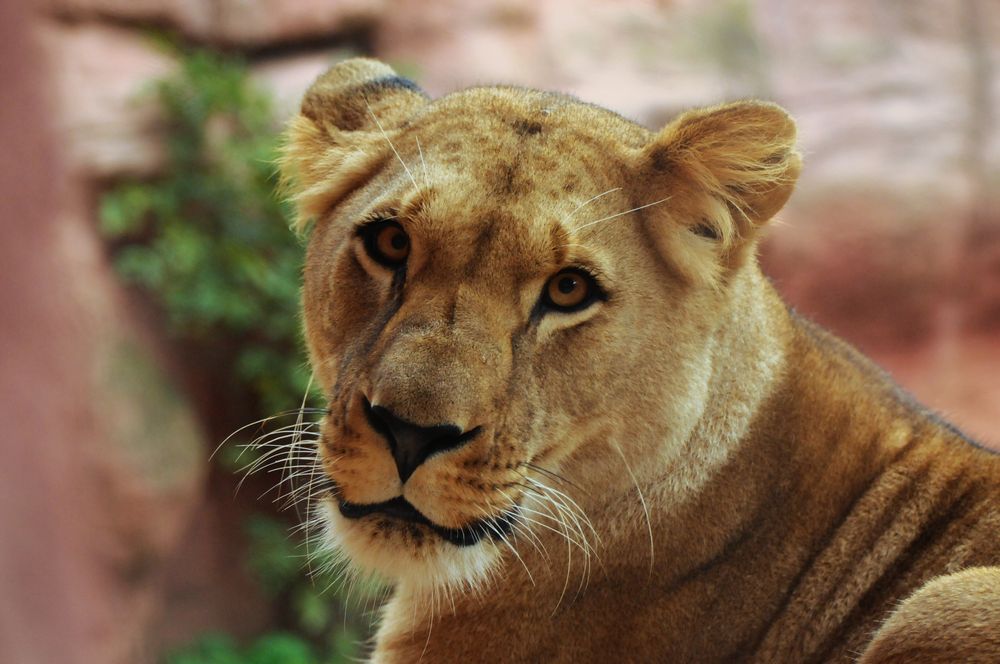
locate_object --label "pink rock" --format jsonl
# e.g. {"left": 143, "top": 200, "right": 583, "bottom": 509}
{"left": 47, "top": 0, "right": 214, "bottom": 36}
{"left": 213, "top": 0, "right": 386, "bottom": 47}
{"left": 48, "top": 0, "right": 387, "bottom": 47}
{"left": 39, "top": 23, "right": 177, "bottom": 179}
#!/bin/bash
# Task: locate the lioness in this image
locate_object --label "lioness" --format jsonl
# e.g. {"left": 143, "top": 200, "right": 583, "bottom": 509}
{"left": 279, "top": 58, "right": 1000, "bottom": 662}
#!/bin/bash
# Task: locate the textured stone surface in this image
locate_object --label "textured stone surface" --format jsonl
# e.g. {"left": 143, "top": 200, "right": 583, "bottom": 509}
{"left": 49, "top": 0, "right": 386, "bottom": 46}
{"left": 3, "top": 6, "right": 208, "bottom": 662}
{"left": 48, "top": 0, "right": 214, "bottom": 34}
{"left": 40, "top": 23, "right": 177, "bottom": 179}
{"left": 0, "top": 8, "right": 101, "bottom": 662}
{"left": 51, "top": 208, "right": 209, "bottom": 663}
{"left": 212, "top": 0, "right": 385, "bottom": 46}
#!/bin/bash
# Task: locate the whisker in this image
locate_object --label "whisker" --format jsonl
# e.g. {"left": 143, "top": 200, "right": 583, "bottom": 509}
{"left": 521, "top": 462, "right": 588, "bottom": 495}
{"left": 521, "top": 476, "right": 600, "bottom": 550}
{"left": 236, "top": 431, "right": 319, "bottom": 473}
{"left": 212, "top": 409, "right": 326, "bottom": 461}
{"left": 518, "top": 477, "right": 598, "bottom": 606}
{"left": 542, "top": 491, "right": 577, "bottom": 614}
{"left": 365, "top": 98, "right": 418, "bottom": 190}
{"left": 416, "top": 136, "right": 429, "bottom": 187}
{"left": 478, "top": 508, "right": 535, "bottom": 587}
{"left": 561, "top": 187, "right": 622, "bottom": 224}
{"left": 285, "top": 372, "right": 317, "bottom": 526}
{"left": 235, "top": 438, "right": 314, "bottom": 494}
{"left": 497, "top": 489, "right": 548, "bottom": 560}
{"left": 611, "top": 442, "right": 654, "bottom": 575}
{"left": 294, "top": 372, "right": 320, "bottom": 573}
{"left": 574, "top": 195, "right": 673, "bottom": 232}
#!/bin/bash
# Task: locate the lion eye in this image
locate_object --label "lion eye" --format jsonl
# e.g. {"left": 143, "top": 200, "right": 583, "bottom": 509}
{"left": 362, "top": 221, "right": 410, "bottom": 267}
{"left": 543, "top": 269, "right": 597, "bottom": 312}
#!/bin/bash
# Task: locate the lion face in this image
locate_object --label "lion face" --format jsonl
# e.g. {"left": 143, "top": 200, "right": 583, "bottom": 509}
{"left": 282, "top": 59, "right": 799, "bottom": 590}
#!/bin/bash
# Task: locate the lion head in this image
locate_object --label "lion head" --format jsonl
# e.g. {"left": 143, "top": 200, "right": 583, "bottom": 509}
{"left": 280, "top": 58, "right": 800, "bottom": 592}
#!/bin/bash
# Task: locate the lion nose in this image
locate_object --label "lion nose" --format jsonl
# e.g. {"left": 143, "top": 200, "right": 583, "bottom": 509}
{"left": 364, "top": 401, "right": 481, "bottom": 483}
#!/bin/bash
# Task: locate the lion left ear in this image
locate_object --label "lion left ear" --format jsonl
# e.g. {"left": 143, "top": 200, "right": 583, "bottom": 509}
{"left": 280, "top": 58, "right": 429, "bottom": 232}
{"left": 634, "top": 101, "right": 801, "bottom": 276}
{"left": 299, "top": 58, "right": 428, "bottom": 133}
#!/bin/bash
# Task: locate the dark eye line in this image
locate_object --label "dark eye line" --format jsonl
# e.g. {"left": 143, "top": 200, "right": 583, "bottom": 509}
{"left": 354, "top": 212, "right": 400, "bottom": 236}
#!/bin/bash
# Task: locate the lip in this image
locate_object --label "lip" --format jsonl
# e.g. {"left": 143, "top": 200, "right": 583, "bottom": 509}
{"left": 338, "top": 496, "right": 517, "bottom": 547}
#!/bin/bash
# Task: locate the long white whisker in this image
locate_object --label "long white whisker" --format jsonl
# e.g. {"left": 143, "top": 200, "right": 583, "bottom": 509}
{"left": 497, "top": 490, "right": 547, "bottom": 560}
{"left": 522, "top": 478, "right": 596, "bottom": 558}
{"left": 562, "top": 187, "right": 621, "bottom": 224}
{"left": 483, "top": 515, "right": 535, "bottom": 587}
{"left": 521, "top": 475, "right": 599, "bottom": 543}
{"left": 611, "top": 442, "right": 654, "bottom": 575}
{"left": 575, "top": 195, "right": 673, "bottom": 231}
{"left": 284, "top": 372, "right": 316, "bottom": 525}
{"left": 293, "top": 373, "right": 323, "bottom": 575}
{"left": 213, "top": 410, "right": 325, "bottom": 461}
{"left": 416, "top": 136, "right": 429, "bottom": 186}
{"left": 365, "top": 99, "right": 418, "bottom": 190}
{"left": 522, "top": 478, "right": 597, "bottom": 606}
{"left": 235, "top": 436, "right": 314, "bottom": 494}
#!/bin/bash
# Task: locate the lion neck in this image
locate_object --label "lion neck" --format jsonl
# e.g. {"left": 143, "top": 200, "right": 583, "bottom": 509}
{"left": 652, "top": 265, "right": 790, "bottom": 504}
{"left": 572, "top": 263, "right": 790, "bottom": 514}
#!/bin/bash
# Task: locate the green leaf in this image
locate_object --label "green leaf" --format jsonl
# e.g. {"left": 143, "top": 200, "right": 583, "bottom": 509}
{"left": 165, "top": 633, "right": 244, "bottom": 664}
{"left": 246, "top": 634, "right": 317, "bottom": 664}
{"left": 244, "top": 515, "right": 302, "bottom": 596}
{"left": 101, "top": 46, "right": 377, "bottom": 660}
{"left": 293, "top": 586, "right": 332, "bottom": 635}
{"left": 328, "top": 629, "right": 360, "bottom": 664}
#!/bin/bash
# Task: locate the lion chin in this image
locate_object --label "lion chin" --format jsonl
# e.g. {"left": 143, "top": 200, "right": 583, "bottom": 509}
{"left": 318, "top": 499, "right": 504, "bottom": 593}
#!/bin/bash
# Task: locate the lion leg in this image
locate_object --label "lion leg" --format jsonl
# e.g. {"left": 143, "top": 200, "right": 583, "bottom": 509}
{"left": 857, "top": 567, "right": 1000, "bottom": 664}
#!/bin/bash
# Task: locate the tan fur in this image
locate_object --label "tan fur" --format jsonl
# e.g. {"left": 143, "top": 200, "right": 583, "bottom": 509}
{"left": 280, "top": 58, "right": 1000, "bottom": 662}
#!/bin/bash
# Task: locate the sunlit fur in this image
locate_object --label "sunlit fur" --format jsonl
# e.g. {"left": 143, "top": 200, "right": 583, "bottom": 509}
{"left": 276, "top": 58, "right": 1000, "bottom": 663}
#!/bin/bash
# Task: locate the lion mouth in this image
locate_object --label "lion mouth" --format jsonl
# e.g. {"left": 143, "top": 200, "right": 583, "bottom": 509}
{"left": 338, "top": 496, "right": 518, "bottom": 547}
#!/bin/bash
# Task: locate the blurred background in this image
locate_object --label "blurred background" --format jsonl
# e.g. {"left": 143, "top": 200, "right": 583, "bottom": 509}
{"left": 1, "top": 0, "right": 997, "bottom": 662}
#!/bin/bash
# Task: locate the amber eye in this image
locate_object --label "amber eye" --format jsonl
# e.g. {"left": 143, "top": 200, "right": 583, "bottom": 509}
{"left": 361, "top": 221, "right": 410, "bottom": 267}
{"left": 543, "top": 269, "right": 598, "bottom": 312}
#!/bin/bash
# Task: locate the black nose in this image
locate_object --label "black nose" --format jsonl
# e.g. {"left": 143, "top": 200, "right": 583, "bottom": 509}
{"left": 364, "top": 401, "right": 481, "bottom": 483}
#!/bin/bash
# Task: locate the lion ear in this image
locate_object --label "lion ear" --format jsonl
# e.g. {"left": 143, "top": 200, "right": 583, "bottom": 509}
{"left": 280, "top": 58, "right": 429, "bottom": 232}
{"left": 299, "top": 58, "right": 428, "bottom": 132}
{"left": 634, "top": 101, "right": 801, "bottom": 281}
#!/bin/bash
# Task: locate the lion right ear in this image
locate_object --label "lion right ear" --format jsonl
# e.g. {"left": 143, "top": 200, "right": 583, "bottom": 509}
{"left": 632, "top": 101, "right": 800, "bottom": 285}
{"left": 280, "top": 58, "right": 429, "bottom": 232}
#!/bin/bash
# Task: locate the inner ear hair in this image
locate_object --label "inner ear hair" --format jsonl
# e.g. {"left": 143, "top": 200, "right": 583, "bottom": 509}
{"left": 691, "top": 221, "right": 720, "bottom": 240}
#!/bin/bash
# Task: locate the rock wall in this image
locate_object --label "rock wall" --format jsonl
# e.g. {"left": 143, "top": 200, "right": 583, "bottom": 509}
{"left": 4, "top": 0, "right": 998, "bottom": 662}
{"left": 2, "top": 3, "right": 209, "bottom": 663}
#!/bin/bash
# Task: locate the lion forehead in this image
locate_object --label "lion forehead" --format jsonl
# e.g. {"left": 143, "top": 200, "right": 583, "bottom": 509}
{"left": 399, "top": 88, "right": 643, "bottom": 196}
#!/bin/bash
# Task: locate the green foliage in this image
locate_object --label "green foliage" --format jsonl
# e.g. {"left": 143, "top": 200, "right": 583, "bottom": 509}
{"left": 244, "top": 515, "right": 309, "bottom": 597}
{"left": 99, "top": 45, "right": 378, "bottom": 663}
{"left": 167, "top": 630, "right": 362, "bottom": 664}
{"left": 101, "top": 48, "right": 308, "bottom": 415}
{"left": 242, "top": 515, "right": 379, "bottom": 638}
{"left": 167, "top": 633, "right": 318, "bottom": 664}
